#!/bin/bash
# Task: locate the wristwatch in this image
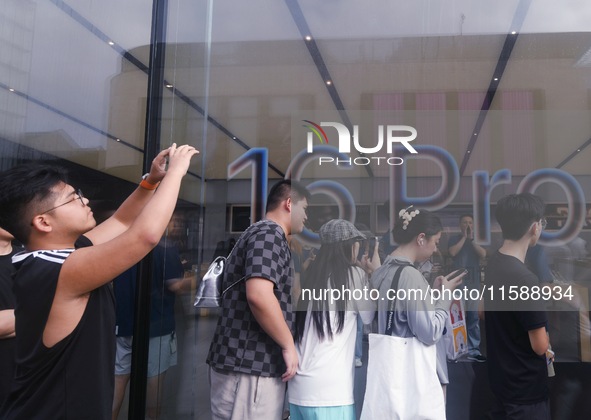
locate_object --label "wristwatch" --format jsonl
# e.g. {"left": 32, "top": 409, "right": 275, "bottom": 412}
{"left": 140, "top": 173, "right": 160, "bottom": 190}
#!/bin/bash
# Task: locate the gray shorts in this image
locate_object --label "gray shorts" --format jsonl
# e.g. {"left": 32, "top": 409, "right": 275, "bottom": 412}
{"left": 209, "top": 367, "right": 285, "bottom": 420}
{"left": 115, "top": 333, "right": 178, "bottom": 377}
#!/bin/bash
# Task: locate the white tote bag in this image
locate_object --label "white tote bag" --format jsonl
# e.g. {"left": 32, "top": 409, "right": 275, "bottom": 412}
{"left": 360, "top": 333, "right": 446, "bottom": 420}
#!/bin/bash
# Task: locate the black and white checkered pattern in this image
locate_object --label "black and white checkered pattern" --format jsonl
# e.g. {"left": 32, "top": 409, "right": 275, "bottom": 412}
{"left": 206, "top": 220, "right": 293, "bottom": 377}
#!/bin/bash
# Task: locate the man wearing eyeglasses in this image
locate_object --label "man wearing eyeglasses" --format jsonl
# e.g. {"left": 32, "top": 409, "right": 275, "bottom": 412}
{"left": 0, "top": 144, "right": 198, "bottom": 419}
{"left": 483, "top": 193, "right": 552, "bottom": 420}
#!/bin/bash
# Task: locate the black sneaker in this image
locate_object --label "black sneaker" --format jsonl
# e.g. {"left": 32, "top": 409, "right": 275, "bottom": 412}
{"left": 467, "top": 354, "right": 487, "bottom": 362}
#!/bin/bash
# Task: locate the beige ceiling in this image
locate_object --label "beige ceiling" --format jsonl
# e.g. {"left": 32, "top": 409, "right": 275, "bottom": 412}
{"left": 5, "top": 0, "right": 591, "bottom": 193}
{"left": 109, "top": 32, "right": 591, "bottom": 181}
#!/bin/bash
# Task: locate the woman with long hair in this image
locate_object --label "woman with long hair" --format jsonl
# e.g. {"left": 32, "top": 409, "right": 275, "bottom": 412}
{"left": 288, "top": 219, "right": 380, "bottom": 420}
{"left": 361, "top": 207, "right": 466, "bottom": 419}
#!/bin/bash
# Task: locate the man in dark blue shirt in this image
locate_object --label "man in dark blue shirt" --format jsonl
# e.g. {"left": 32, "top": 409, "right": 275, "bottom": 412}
{"left": 448, "top": 214, "right": 487, "bottom": 362}
{"left": 112, "top": 240, "right": 184, "bottom": 419}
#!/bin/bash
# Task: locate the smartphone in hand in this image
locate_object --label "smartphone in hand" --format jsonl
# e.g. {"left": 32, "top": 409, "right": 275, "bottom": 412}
{"left": 357, "top": 240, "right": 368, "bottom": 261}
{"left": 546, "top": 349, "right": 555, "bottom": 365}
{"left": 368, "top": 237, "right": 377, "bottom": 260}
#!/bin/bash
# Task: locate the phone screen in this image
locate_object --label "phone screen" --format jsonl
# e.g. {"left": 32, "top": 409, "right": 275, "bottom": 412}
{"left": 357, "top": 237, "right": 378, "bottom": 260}
{"left": 368, "top": 237, "right": 377, "bottom": 260}
{"left": 357, "top": 239, "right": 368, "bottom": 261}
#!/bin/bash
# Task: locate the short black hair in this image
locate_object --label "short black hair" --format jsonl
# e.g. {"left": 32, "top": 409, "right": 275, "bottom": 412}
{"left": 459, "top": 214, "right": 473, "bottom": 223}
{"left": 266, "top": 180, "right": 311, "bottom": 213}
{"left": 495, "top": 193, "right": 545, "bottom": 240}
{"left": 392, "top": 207, "right": 442, "bottom": 244}
{"left": 0, "top": 163, "right": 69, "bottom": 245}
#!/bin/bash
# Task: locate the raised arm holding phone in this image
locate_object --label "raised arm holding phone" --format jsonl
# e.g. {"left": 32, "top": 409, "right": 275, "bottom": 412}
{"left": 0, "top": 144, "right": 198, "bottom": 419}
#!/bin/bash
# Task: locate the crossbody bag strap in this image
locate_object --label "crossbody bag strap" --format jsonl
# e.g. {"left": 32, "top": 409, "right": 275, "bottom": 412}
{"left": 219, "top": 221, "right": 267, "bottom": 298}
{"left": 384, "top": 263, "right": 412, "bottom": 336}
{"left": 221, "top": 274, "right": 246, "bottom": 297}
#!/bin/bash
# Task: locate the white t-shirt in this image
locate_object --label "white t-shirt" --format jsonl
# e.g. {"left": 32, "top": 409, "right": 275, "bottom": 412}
{"left": 289, "top": 266, "right": 375, "bottom": 407}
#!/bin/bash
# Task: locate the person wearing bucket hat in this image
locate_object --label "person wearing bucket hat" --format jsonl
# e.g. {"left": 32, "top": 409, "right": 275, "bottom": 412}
{"left": 319, "top": 219, "right": 378, "bottom": 369}
{"left": 289, "top": 219, "right": 380, "bottom": 420}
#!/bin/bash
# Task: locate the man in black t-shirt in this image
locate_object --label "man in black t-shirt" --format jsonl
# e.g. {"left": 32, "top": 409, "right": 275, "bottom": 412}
{"left": 207, "top": 180, "right": 310, "bottom": 420}
{"left": 484, "top": 193, "right": 552, "bottom": 419}
{"left": 0, "top": 144, "right": 197, "bottom": 419}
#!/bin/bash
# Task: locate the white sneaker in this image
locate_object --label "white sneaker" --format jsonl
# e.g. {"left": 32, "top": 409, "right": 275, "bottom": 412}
{"left": 355, "top": 358, "right": 363, "bottom": 367}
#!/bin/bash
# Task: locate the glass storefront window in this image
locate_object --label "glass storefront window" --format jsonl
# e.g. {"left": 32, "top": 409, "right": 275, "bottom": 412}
{"left": 2, "top": 0, "right": 591, "bottom": 418}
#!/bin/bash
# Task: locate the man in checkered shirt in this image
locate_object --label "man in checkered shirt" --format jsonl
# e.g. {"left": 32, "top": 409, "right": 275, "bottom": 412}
{"left": 207, "top": 180, "right": 310, "bottom": 420}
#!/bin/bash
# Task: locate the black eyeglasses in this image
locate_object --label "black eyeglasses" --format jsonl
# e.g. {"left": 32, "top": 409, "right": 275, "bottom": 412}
{"left": 41, "top": 189, "right": 85, "bottom": 214}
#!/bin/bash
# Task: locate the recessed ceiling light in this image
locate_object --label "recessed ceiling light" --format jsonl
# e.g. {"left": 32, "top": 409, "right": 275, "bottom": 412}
{"left": 108, "top": 41, "right": 115, "bottom": 45}
{"left": 305, "top": 35, "right": 312, "bottom": 41}
{"left": 326, "top": 80, "right": 332, "bottom": 85}
{"left": 9, "top": 88, "right": 14, "bottom": 92}
{"left": 577, "top": 149, "right": 581, "bottom": 152}
{"left": 166, "top": 84, "right": 173, "bottom": 88}
{"left": 232, "top": 136, "right": 236, "bottom": 140}
{"left": 467, "top": 150, "right": 471, "bottom": 154}
{"left": 494, "top": 78, "right": 499, "bottom": 81}
{"left": 511, "top": 31, "right": 516, "bottom": 35}
{"left": 116, "top": 138, "right": 121, "bottom": 142}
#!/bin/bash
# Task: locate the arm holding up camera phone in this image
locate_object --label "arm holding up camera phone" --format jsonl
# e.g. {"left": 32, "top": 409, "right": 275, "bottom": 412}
{"left": 473, "top": 242, "right": 486, "bottom": 259}
{"left": 302, "top": 247, "right": 317, "bottom": 272}
{"left": 464, "top": 225, "right": 487, "bottom": 258}
{"left": 448, "top": 225, "right": 486, "bottom": 259}
{"left": 358, "top": 237, "right": 381, "bottom": 275}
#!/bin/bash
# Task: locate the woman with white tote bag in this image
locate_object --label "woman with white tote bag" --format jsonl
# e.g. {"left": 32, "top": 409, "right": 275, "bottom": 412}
{"left": 361, "top": 207, "right": 466, "bottom": 420}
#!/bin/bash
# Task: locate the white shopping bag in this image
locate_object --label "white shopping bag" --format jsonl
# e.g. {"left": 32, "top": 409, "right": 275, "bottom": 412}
{"left": 360, "top": 333, "right": 446, "bottom": 420}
